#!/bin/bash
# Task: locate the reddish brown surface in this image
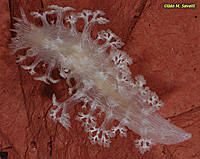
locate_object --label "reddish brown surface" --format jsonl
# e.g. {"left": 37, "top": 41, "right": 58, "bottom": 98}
{"left": 0, "top": 0, "right": 200, "bottom": 158}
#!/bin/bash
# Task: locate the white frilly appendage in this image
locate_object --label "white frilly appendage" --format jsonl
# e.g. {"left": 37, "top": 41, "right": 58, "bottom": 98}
{"left": 10, "top": 5, "right": 192, "bottom": 154}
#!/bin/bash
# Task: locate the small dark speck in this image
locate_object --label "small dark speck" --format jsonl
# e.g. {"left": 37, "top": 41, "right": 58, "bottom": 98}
{"left": 38, "top": 117, "right": 40, "bottom": 119}
{"left": 0, "top": 152, "right": 8, "bottom": 159}
{"left": 134, "top": 13, "right": 140, "bottom": 18}
{"left": 30, "top": 141, "right": 37, "bottom": 153}
{"left": 191, "top": 105, "right": 195, "bottom": 110}
{"left": 194, "top": 16, "right": 197, "bottom": 18}
{"left": 106, "top": 17, "right": 109, "bottom": 20}
{"left": 194, "top": 68, "right": 196, "bottom": 71}
{"left": 149, "top": 24, "right": 151, "bottom": 26}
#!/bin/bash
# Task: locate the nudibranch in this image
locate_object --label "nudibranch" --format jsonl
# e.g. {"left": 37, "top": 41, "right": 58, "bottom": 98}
{"left": 10, "top": 5, "right": 192, "bottom": 154}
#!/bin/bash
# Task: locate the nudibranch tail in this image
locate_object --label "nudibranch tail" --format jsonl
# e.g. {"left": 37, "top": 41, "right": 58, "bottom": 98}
{"left": 10, "top": 5, "right": 192, "bottom": 154}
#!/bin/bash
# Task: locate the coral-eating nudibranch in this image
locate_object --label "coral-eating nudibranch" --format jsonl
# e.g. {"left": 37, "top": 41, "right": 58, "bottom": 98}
{"left": 10, "top": 5, "right": 192, "bottom": 154}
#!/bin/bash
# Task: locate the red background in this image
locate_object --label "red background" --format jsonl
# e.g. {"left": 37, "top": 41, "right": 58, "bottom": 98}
{"left": 0, "top": 0, "right": 200, "bottom": 158}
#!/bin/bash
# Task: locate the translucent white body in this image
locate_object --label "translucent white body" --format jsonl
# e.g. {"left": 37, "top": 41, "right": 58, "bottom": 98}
{"left": 10, "top": 5, "right": 192, "bottom": 154}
